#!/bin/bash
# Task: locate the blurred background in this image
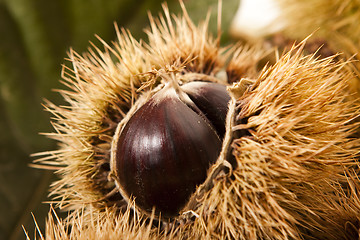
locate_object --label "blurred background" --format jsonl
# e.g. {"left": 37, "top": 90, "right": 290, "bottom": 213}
{"left": 0, "top": 0, "right": 240, "bottom": 239}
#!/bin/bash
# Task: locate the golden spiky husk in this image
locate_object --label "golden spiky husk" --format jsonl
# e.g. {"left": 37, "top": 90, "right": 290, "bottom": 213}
{"left": 38, "top": 42, "right": 360, "bottom": 240}
{"left": 224, "top": 45, "right": 360, "bottom": 239}
{"left": 34, "top": 2, "right": 360, "bottom": 240}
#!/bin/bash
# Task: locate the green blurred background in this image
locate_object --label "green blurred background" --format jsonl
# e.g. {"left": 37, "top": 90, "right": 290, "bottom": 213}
{"left": 0, "top": 0, "right": 239, "bottom": 239}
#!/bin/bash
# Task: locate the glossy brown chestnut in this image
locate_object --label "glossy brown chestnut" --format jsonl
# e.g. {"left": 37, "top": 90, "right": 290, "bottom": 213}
{"left": 112, "top": 82, "right": 230, "bottom": 217}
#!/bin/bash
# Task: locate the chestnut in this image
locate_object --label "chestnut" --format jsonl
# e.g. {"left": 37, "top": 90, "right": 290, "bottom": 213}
{"left": 111, "top": 81, "right": 230, "bottom": 217}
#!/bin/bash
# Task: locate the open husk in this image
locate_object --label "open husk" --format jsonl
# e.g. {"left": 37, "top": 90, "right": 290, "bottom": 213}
{"left": 33, "top": 2, "right": 360, "bottom": 240}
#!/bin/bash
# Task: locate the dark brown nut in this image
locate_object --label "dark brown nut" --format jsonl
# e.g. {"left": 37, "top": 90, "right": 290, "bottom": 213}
{"left": 111, "top": 82, "right": 230, "bottom": 217}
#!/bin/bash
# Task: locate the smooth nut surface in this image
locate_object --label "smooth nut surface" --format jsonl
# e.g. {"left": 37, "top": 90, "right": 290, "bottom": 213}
{"left": 112, "top": 82, "right": 230, "bottom": 217}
